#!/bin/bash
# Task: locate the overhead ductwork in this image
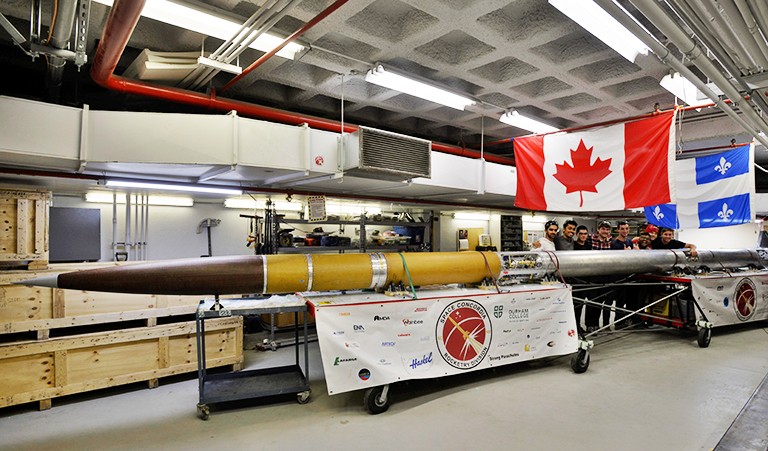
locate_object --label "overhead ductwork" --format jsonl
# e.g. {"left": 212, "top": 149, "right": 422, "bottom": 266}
{"left": 595, "top": 0, "right": 768, "bottom": 150}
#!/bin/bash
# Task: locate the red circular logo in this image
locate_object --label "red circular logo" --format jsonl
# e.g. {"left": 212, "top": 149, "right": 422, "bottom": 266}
{"left": 436, "top": 299, "right": 491, "bottom": 369}
{"left": 734, "top": 279, "right": 757, "bottom": 321}
{"left": 315, "top": 156, "right": 324, "bottom": 166}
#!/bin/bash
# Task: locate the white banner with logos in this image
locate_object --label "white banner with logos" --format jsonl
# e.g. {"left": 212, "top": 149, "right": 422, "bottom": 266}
{"left": 310, "top": 287, "right": 578, "bottom": 395}
{"left": 691, "top": 272, "right": 768, "bottom": 326}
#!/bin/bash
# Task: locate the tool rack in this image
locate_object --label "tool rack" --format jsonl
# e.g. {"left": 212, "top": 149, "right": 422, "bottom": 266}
{"left": 195, "top": 296, "right": 311, "bottom": 420}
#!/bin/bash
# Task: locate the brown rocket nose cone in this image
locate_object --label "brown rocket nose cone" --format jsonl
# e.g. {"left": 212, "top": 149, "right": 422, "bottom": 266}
{"left": 57, "top": 255, "right": 266, "bottom": 295}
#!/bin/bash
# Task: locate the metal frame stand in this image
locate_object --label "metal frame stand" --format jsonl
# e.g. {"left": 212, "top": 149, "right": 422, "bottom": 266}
{"left": 195, "top": 297, "right": 310, "bottom": 420}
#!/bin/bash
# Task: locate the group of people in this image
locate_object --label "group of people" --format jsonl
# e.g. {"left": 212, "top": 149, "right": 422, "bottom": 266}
{"left": 533, "top": 219, "right": 697, "bottom": 256}
{"left": 532, "top": 219, "right": 697, "bottom": 333}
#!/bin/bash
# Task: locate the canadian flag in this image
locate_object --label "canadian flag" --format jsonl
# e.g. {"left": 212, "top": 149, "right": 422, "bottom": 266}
{"left": 514, "top": 111, "right": 676, "bottom": 212}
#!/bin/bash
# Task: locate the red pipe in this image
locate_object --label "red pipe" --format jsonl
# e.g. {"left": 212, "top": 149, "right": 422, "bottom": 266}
{"left": 90, "top": 0, "right": 515, "bottom": 166}
{"left": 220, "top": 0, "right": 349, "bottom": 93}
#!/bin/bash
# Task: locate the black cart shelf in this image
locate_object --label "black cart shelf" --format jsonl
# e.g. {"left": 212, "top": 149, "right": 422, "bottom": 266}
{"left": 195, "top": 296, "right": 311, "bottom": 420}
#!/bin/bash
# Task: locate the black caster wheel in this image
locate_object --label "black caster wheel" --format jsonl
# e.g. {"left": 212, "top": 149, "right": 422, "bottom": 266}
{"left": 197, "top": 403, "right": 210, "bottom": 421}
{"left": 697, "top": 328, "right": 712, "bottom": 348}
{"left": 363, "top": 386, "right": 391, "bottom": 414}
{"left": 570, "top": 349, "right": 590, "bottom": 374}
{"left": 297, "top": 390, "right": 311, "bottom": 404}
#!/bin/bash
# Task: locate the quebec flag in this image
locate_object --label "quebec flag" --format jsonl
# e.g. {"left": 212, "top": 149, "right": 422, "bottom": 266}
{"left": 644, "top": 143, "right": 754, "bottom": 229}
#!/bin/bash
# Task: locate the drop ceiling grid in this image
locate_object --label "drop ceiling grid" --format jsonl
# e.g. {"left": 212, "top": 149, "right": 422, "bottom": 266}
{"left": 254, "top": 0, "right": 676, "bottom": 137}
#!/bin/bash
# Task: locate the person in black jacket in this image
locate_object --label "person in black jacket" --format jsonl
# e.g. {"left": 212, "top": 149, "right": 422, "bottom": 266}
{"left": 651, "top": 227, "right": 698, "bottom": 257}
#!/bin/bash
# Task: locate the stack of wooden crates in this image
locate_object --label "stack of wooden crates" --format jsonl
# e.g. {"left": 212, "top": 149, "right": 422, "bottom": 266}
{"left": 0, "top": 189, "right": 243, "bottom": 410}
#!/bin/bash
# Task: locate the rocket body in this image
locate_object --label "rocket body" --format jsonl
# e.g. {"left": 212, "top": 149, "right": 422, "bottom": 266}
{"left": 19, "top": 249, "right": 768, "bottom": 296}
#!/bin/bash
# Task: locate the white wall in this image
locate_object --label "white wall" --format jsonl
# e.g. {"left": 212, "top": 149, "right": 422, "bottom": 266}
{"left": 53, "top": 196, "right": 256, "bottom": 261}
{"left": 678, "top": 222, "right": 760, "bottom": 249}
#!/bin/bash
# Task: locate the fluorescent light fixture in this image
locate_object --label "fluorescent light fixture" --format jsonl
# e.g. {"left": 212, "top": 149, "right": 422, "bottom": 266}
{"left": 223, "top": 198, "right": 303, "bottom": 211}
{"left": 326, "top": 204, "right": 382, "bottom": 216}
{"left": 549, "top": 0, "right": 650, "bottom": 63}
{"left": 660, "top": 72, "right": 711, "bottom": 109}
{"left": 92, "top": 0, "right": 304, "bottom": 60}
{"left": 453, "top": 212, "right": 491, "bottom": 221}
{"left": 523, "top": 214, "right": 548, "bottom": 224}
{"left": 105, "top": 180, "right": 242, "bottom": 195}
{"left": 85, "top": 192, "right": 193, "bottom": 206}
{"left": 499, "top": 110, "right": 559, "bottom": 134}
{"left": 365, "top": 65, "right": 475, "bottom": 111}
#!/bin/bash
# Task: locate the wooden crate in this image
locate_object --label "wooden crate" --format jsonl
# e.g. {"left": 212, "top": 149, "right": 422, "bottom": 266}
{"left": 260, "top": 311, "right": 315, "bottom": 328}
{"left": 0, "top": 189, "right": 49, "bottom": 269}
{"left": 0, "top": 316, "right": 243, "bottom": 409}
{"left": 0, "top": 264, "right": 206, "bottom": 339}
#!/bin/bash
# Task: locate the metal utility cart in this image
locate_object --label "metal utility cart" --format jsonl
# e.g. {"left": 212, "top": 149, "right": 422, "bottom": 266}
{"left": 195, "top": 296, "right": 311, "bottom": 420}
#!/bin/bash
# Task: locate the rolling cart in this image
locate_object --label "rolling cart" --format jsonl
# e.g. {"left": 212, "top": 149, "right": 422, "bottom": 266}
{"left": 195, "top": 296, "right": 311, "bottom": 420}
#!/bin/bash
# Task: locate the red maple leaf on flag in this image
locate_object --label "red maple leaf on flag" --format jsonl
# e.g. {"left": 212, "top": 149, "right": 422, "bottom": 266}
{"left": 553, "top": 139, "right": 612, "bottom": 207}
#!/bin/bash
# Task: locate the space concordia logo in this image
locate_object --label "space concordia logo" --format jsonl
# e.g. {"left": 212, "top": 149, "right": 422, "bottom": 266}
{"left": 734, "top": 278, "right": 758, "bottom": 321}
{"left": 436, "top": 299, "right": 491, "bottom": 370}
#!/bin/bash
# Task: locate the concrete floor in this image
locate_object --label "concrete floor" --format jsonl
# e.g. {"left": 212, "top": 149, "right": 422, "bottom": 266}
{"left": 2, "top": 324, "right": 767, "bottom": 451}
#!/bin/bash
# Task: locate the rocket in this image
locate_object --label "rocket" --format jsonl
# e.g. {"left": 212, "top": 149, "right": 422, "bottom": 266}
{"left": 18, "top": 249, "right": 768, "bottom": 296}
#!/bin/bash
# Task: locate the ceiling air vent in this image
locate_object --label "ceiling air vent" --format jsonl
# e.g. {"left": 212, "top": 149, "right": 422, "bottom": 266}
{"left": 344, "top": 126, "right": 431, "bottom": 180}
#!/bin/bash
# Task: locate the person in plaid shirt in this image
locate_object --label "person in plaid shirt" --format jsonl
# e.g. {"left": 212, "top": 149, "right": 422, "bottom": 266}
{"left": 591, "top": 220, "right": 613, "bottom": 250}
{"left": 586, "top": 220, "right": 613, "bottom": 332}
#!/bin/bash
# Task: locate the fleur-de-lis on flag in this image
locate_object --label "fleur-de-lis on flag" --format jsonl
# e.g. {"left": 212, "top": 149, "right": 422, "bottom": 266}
{"left": 714, "top": 156, "right": 732, "bottom": 175}
{"left": 653, "top": 205, "right": 665, "bottom": 221}
{"left": 718, "top": 202, "right": 733, "bottom": 220}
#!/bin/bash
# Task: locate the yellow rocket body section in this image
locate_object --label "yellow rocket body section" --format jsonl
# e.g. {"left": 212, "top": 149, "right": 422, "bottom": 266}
{"left": 384, "top": 252, "right": 501, "bottom": 287}
{"left": 263, "top": 251, "right": 501, "bottom": 293}
{"left": 263, "top": 255, "right": 311, "bottom": 293}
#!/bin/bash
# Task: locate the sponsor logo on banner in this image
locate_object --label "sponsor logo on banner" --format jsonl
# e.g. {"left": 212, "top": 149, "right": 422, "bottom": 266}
{"left": 377, "top": 359, "right": 392, "bottom": 366}
{"left": 502, "top": 329, "right": 513, "bottom": 334}
{"left": 489, "top": 353, "right": 519, "bottom": 362}
{"left": 404, "top": 352, "right": 433, "bottom": 372}
{"left": 568, "top": 329, "right": 576, "bottom": 337}
{"left": 358, "top": 368, "right": 371, "bottom": 381}
{"left": 353, "top": 324, "right": 365, "bottom": 333}
{"left": 339, "top": 312, "right": 350, "bottom": 317}
{"left": 420, "top": 336, "right": 431, "bottom": 342}
{"left": 509, "top": 308, "right": 530, "bottom": 322}
{"left": 547, "top": 341, "right": 556, "bottom": 347}
{"left": 344, "top": 341, "right": 360, "bottom": 348}
{"left": 381, "top": 341, "right": 396, "bottom": 347}
{"left": 436, "top": 299, "right": 491, "bottom": 370}
{"left": 397, "top": 333, "right": 411, "bottom": 338}
{"left": 332, "top": 330, "right": 345, "bottom": 336}
{"left": 402, "top": 319, "right": 424, "bottom": 326}
{"left": 334, "top": 357, "right": 357, "bottom": 366}
{"left": 374, "top": 315, "right": 390, "bottom": 321}
{"left": 734, "top": 278, "right": 757, "bottom": 321}
{"left": 493, "top": 305, "right": 503, "bottom": 319}
{"left": 414, "top": 307, "right": 428, "bottom": 313}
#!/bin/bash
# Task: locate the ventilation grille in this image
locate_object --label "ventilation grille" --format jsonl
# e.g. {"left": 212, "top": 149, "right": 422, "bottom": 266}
{"left": 349, "top": 127, "right": 431, "bottom": 180}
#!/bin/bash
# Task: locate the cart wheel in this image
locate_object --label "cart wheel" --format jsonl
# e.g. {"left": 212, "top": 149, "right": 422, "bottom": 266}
{"left": 297, "top": 390, "right": 311, "bottom": 404}
{"left": 570, "top": 349, "right": 590, "bottom": 374}
{"left": 197, "top": 403, "right": 210, "bottom": 421}
{"left": 363, "top": 386, "right": 390, "bottom": 414}
{"left": 697, "top": 328, "right": 712, "bottom": 348}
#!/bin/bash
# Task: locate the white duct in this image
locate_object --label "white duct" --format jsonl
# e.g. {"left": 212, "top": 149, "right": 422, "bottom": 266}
{"left": 594, "top": 0, "right": 768, "bottom": 149}
{"left": 624, "top": 0, "right": 768, "bottom": 147}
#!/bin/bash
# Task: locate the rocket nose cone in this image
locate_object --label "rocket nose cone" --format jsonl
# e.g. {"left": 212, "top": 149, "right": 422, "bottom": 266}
{"left": 13, "top": 274, "right": 60, "bottom": 288}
